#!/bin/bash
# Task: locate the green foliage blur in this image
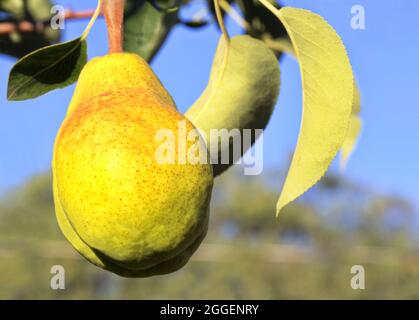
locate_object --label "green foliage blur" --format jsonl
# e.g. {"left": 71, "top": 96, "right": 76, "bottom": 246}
{"left": 0, "top": 168, "right": 418, "bottom": 299}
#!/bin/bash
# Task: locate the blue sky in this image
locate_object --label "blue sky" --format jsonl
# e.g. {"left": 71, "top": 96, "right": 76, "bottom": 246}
{"left": 0, "top": 0, "right": 418, "bottom": 211}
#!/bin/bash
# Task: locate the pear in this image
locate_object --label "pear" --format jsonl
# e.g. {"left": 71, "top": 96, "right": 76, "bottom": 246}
{"left": 53, "top": 53, "right": 213, "bottom": 277}
{"left": 185, "top": 35, "right": 280, "bottom": 176}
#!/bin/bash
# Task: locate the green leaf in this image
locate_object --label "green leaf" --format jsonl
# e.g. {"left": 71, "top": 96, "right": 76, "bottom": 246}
{"left": 236, "top": 0, "right": 287, "bottom": 40}
{"left": 181, "top": 19, "right": 209, "bottom": 28}
{"left": 259, "top": 4, "right": 354, "bottom": 215}
{"left": 265, "top": 37, "right": 363, "bottom": 172}
{"left": 7, "top": 37, "right": 87, "bottom": 101}
{"left": 207, "top": 0, "right": 288, "bottom": 42}
{"left": 185, "top": 35, "right": 280, "bottom": 176}
{"left": 0, "top": 0, "right": 58, "bottom": 20}
{"left": 340, "top": 83, "right": 362, "bottom": 170}
{"left": 206, "top": 0, "right": 232, "bottom": 26}
{"left": 340, "top": 115, "right": 362, "bottom": 171}
{"left": 0, "top": 0, "right": 25, "bottom": 19}
{"left": 150, "top": 0, "right": 182, "bottom": 12}
{"left": 0, "top": 31, "right": 59, "bottom": 59}
{"left": 26, "top": 0, "right": 55, "bottom": 21}
{"left": 264, "top": 37, "right": 295, "bottom": 56}
{"left": 207, "top": 0, "right": 289, "bottom": 60}
{"left": 0, "top": 0, "right": 61, "bottom": 59}
{"left": 124, "top": 0, "right": 179, "bottom": 62}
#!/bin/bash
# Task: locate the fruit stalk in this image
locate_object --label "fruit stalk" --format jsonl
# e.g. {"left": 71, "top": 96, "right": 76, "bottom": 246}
{"left": 213, "top": 0, "right": 229, "bottom": 41}
{"left": 102, "top": 0, "right": 125, "bottom": 54}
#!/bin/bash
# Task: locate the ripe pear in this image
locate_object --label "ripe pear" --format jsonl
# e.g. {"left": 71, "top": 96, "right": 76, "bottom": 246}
{"left": 52, "top": 53, "right": 213, "bottom": 277}
{"left": 185, "top": 35, "right": 280, "bottom": 176}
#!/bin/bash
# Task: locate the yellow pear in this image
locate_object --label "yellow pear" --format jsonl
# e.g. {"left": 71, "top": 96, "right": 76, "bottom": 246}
{"left": 185, "top": 35, "right": 280, "bottom": 176}
{"left": 52, "top": 53, "right": 213, "bottom": 277}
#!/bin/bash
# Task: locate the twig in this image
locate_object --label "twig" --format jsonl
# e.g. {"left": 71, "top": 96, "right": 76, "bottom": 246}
{"left": 0, "top": 9, "right": 99, "bottom": 35}
{"left": 214, "top": 0, "right": 229, "bottom": 41}
{"left": 219, "top": 0, "right": 250, "bottom": 31}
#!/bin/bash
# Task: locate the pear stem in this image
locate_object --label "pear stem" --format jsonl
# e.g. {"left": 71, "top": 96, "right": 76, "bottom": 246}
{"left": 102, "top": 0, "right": 125, "bottom": 54}
{"left": 213, "top": 0, "right": 229, "bottom": 42}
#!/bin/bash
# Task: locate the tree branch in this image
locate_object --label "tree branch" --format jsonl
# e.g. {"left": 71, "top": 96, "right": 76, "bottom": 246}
{"left": 0, "top": 9, "right": 99, "bottom": 35}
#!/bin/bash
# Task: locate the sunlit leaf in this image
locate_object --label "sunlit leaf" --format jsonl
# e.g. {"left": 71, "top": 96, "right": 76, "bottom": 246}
{"left": 0, "top": 0, "right": 26, "bottom": 19}
{"left": 124, "top": 0, "right": 179, "bottom": 62}
{"left": 267, "top": 37, "right": 362, "bottom": 172}
{"left": 340, "top": 84, "right": 362, "bottom": 170}
{"left": 260, "top": 5, "right": 354, "bottom": 215}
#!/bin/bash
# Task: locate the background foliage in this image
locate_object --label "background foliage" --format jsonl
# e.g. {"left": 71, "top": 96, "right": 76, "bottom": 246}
{"left": 0, "top": 0, "right": 60, "bottom": 58}
{"left": 0, "top": 168, "right": 418, "bottom": 299}
{"left": 0, "top": 0, "right": 288, "bottom": 61}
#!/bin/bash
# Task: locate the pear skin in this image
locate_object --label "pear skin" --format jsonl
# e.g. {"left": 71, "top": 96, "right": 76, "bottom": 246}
{"left": 53, "top": 53, "right": 213, "bottom": 276}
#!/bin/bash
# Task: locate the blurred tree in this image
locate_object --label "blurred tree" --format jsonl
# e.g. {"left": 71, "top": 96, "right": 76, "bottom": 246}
{"left": 0, "top": 0, "right": 60, "bottom": 58}
{"left": 0, "top": 168, "right": 418, "bottom": 299}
